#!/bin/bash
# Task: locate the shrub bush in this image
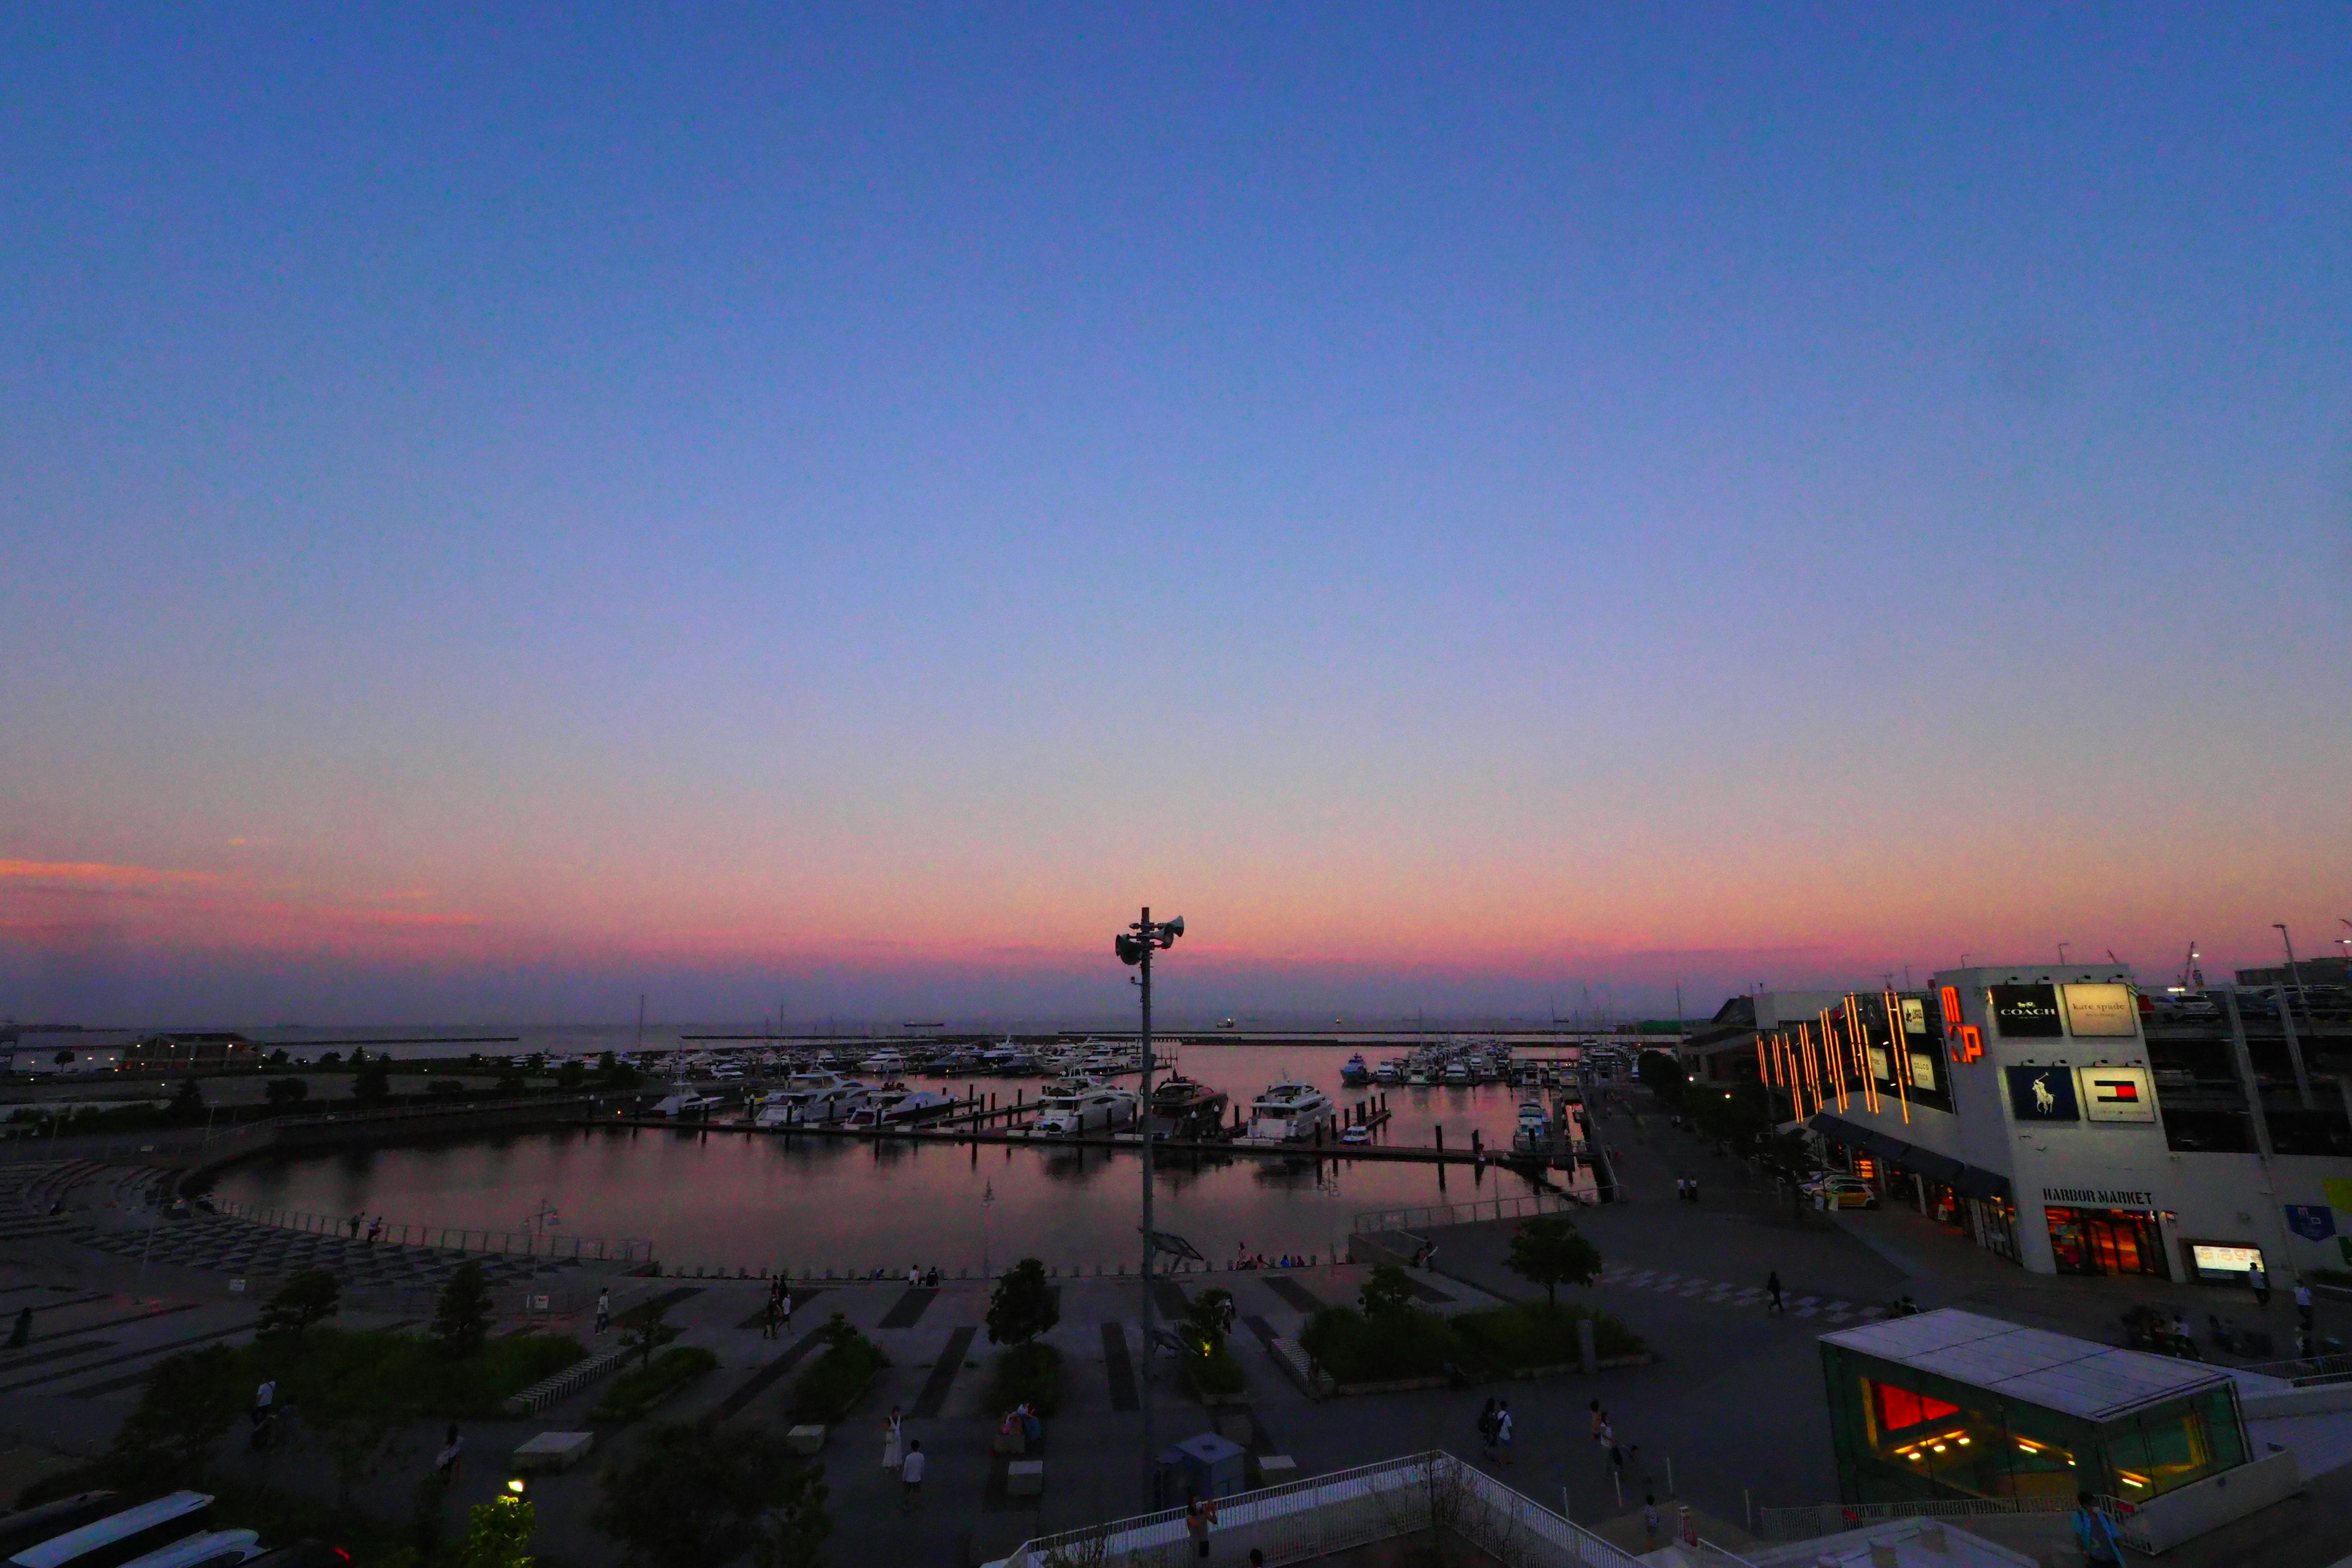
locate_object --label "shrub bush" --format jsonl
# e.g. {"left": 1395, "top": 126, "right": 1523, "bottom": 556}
{"left": 1183, "top": 1343, "right": 1246, "bottom": 1398}
{"left": 594, "top": 1346, "right": 718, "bottom": 1425}
{"left": 983, "top": 1341, "right": 1063, "bottom": 1417}
{"left": 1298, "top": 1305, "right": 1458, "bottom": 1384}
{"left": 788, "top": 1316, "right": 888, "bottom": 1425}
{"left": 1300, "top": 1301, "right": 1645, "bottom": 1386}
{"left": 1450, "top": 1302, "right": 1642, "bottom": 1371}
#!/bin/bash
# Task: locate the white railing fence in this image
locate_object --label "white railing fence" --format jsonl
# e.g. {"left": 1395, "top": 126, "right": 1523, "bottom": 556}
{"left": 1756, "top": 1493, "right": 2139, "bottom": 1548}
{"left": 2237, "top": 1348, "right": 2352, "bottom": 1387}
{"left": 1352, "top": 1192, "right": 1584, "bottom": 1236}
{"left": 208, "top": 1199, "right": 654, "bottom": 1262}
{"left": 997, "top": 1452, "right": 1735, "bottom": 1568}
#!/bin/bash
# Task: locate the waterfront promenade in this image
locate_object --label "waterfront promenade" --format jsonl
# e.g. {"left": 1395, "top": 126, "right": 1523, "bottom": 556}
{"left": 6, "top": 1090, "right": 2351, "bottom": 1567}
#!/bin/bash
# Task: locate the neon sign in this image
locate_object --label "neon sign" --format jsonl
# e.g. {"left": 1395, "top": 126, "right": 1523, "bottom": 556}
{"left": 1940, "top": 986, "right": 1985, "bottom": 1065}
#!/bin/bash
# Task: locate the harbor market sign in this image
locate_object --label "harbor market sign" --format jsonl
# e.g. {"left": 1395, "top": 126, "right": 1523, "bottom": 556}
{"left": 2042, "top": 1186, "right": 2154, "bottom": 1208}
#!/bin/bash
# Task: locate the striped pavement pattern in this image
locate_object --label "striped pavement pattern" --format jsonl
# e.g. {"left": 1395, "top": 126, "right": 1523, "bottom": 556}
{"left": 1594, "top": 1264, "right": 1885, "bottom": 1324}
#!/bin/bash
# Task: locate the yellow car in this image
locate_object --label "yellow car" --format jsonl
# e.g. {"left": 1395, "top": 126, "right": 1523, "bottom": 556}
{"left": 1804, "top": 1177, "right": 1879, "bottom": 1210}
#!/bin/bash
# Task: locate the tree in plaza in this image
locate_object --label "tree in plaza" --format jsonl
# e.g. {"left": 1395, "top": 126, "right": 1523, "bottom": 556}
{"left": 593, "top": 1418, "right": 829, "bottom": 1568}
{"left": 432, "top": 1261, "right": 494, "bottom": 1358}
{"left": 1358, "top": 1263, "right": 1419, "bottom": 1320}
{"left": 295, "top": 1338, "right": 423, "bottom": 1507}
{"left": 107, "top": 1344, "right": 246, "bottom": 1485}
{"left": 257, "top": 1269, "right": 341, "bottom": 1339}
{"left": 1182, "top": 1287, "right": 1234, "bottom": 1355}
{"left": 456, "top": 1494, "right": 535, "bottom": 1568}
{"left": 165, "top": 1078, "right": 206, "bottom": 1124}
{"left": 554, "top": 1059, "right": 587, "bottom": 1091}
{"left": 1759, "top": 1128, "right": 1822, "bottom": 1219}
{"left": 265, "top": 1076, "right": 311, "bottom": 1109}
{"left": 1502, "top": 1215, "right": 1602, "bottom": 1309}
{"left": 353, "top": 1055, "right": 393, "bottom": 1102}
{"left": 625, "top": 1300, "right": 679, "bottom": 1368}
{"left": 986, "top": 1257, "right": 1059, "bottom": 1346}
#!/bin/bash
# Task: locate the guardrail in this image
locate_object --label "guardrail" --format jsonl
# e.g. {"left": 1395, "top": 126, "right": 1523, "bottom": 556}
{"left": 2237, "top": 1348, "right": 2352, "bottom": 1387}
{"left": 995, "top": 1450, "right": 1733, "bottom": 1568}
{"left": 1754, "top": 1493, "right": 2131, "bottom": 1543}
{"left": 1352, "top": 1191, "right": 1584, "bottom": 1235}
{"left": 503, "top": 1343, "right": 637, "bottom": 1415}
{"left": 271, "top": 1093, "right": 611, "bottom": 1130}
{"left": 210, "top": 1199, "right": 654, "bottom": 1263}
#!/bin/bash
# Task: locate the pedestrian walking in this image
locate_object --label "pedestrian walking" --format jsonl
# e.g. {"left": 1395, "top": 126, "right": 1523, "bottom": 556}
{"left": 1494, "top": 1400, "right": 1514, "bottom": 1468}
{"left": 594, "top": 1288, "right": 611, "bottom": 1336}
{"left": 252, "top": 1378, "right": 276, "bottom": 1426}
{"left": 435, "top": 1424, "right": 465, "bottom": 1487}
{"left": 881, "top": 1405, "right": 904, "bottom": 1472}
{"left": 781, "top": 1282, "right": 794, "bottom": 1330}
{"left": 763, "top": 1295, "right": 780, "bottom": 1340}
{"left": 1643, "top": 1494, "right": 1660, "bottom": 1550}
{"left": 2296, "top": 1281, "right": 2315, "bottom": 1331}
{"left": 1766, "top": 1270, "right": 1785, "bottom": 1316}
{"left": 2072, "top": 1491, "right": 2124, "bottom": 1566}
{"left": 2249, "top": 1261, "right": 2270, "bottom": 1307}
{"left": 7, "top": 1307, "right": 29, "bottom": 1348}
{"left": 348, "top": 1212, "right": 361, "bottom": 1239}
{"left": 1589, "top": 1400, "right": 1606, "bottom": 1447}
{"left": 900, "top": 1439, "right": 924, "bottom": 1513}
{"left": 1478, "top": 1397, "right": 1499, "bottom": 1462}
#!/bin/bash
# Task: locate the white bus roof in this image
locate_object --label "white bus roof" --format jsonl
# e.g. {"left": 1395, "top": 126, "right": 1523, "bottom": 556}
{"left": 11, "top": 1496, "right": 213, "bottom": 1568}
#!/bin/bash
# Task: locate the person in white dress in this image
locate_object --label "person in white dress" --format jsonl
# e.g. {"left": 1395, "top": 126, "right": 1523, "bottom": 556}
{"left": 881, "top": 1404, "right": 903, "bottom": 1471}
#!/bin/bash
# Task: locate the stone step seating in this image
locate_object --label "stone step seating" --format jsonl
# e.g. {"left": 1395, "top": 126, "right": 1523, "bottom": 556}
{"left": 70, "top": 1212, "right": 583, "bottom": 1292}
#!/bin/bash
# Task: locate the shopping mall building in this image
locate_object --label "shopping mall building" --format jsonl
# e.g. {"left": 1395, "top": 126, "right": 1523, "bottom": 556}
{"left": 1725, "top": 967, "right": 2352, "bottom": 1286}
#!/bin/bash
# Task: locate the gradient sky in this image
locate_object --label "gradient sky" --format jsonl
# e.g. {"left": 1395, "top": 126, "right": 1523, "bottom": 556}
{"left": 4, "top": 6, "right": 2348, "bottom": 1025}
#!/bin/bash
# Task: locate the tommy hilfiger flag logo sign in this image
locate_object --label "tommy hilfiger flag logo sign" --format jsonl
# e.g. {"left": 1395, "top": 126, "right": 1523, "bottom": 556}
{"left": 2079, "top": 1066, "right": 2157, "bottom": 1123}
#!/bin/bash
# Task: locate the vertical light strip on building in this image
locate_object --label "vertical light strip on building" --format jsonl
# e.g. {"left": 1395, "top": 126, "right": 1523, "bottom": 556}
{"left": 1883, "top": 988, "right": 1911, "bottom": 1125}
{"left": 1847, "top": 993, "right": 1880, "bottom": 1114}
{"left": 1799, "top": 1023, "right": 1822, "bottom": 1117}
{"left": 1820, "top": 1008, "right": 1850, "bottom": 1111}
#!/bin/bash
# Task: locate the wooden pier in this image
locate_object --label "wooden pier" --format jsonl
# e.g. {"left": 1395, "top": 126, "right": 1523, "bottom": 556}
{"left": 593, "top": 1113, "right": 1503, "bottom": 1166}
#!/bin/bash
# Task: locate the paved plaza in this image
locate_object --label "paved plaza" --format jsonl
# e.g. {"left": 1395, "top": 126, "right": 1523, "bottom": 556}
{"left": 3, "top": 1092, "right": 2351, "bottom": 1566}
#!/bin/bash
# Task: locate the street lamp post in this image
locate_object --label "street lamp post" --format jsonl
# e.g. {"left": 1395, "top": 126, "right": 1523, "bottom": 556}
{"left": 2274, "top": 924, "right": 2311, "bottom": 1014}
{"left": 1115, "top": 905, "right": 1183, "bottom": 1507}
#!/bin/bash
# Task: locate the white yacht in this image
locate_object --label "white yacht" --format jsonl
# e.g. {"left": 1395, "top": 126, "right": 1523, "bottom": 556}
{"left": 1247, "top": 1082, "right": 1335, "bottom": 1142}
{"left": 859, "top": 1049, "right": 910, "bottom": 1075}
{"left": 652, "top": 1091, "right": 723, "bottom": 1118}
{"left": 1033, "top": 1085, "right": 1139, "bottom": 1136}
{"left": 846, "top": 1086, "right": 958, "bottom": 1128}
{"left": 755, "top": 1069, "right": 872, "bottom": 1126}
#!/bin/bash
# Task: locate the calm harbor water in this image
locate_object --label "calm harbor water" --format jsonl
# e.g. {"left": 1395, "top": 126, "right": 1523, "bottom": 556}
{"left": 209, "top": 1046, "right": 1559, "bottom": 1273}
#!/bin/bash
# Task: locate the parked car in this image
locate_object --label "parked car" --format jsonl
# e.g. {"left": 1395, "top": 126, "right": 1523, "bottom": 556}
{"left": 1801, "top": 1175, "right": 1879, "bottom": 1209}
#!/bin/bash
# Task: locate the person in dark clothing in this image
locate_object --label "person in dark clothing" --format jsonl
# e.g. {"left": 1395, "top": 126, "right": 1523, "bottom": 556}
{"left": 1766, "top": 1270, "right": 1785, "bottom": 1316}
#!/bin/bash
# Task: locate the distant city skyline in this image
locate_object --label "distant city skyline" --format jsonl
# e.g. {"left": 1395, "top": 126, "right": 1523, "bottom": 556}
{"left": 4, "top": 9, "right": 2346, "bottom": 1023}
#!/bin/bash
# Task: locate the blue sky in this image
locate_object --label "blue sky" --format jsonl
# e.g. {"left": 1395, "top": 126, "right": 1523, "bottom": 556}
{"left": 2, "top": 6, "right": 2346, "bottom": 1024}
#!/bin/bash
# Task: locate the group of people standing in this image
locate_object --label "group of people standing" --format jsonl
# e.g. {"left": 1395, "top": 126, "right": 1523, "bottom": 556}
{"left": 881, "top": 1404, "right": 924, "bottom": 1512}
{"left": 761, "top": 1276, "right": 797, "bottom": 1339}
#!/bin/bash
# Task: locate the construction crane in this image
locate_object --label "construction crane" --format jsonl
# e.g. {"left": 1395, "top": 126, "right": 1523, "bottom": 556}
{"left": 2174, "top": 941, "right": 2204, "bottom": 992}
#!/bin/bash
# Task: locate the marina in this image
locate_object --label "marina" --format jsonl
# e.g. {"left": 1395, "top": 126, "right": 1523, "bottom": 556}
{"left": 203, "top": 1044, "right": 1604, "bottom": 1275}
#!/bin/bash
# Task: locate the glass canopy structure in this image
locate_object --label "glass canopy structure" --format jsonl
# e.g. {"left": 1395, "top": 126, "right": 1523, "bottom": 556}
{"left": 1820, "top": 1310, "right": 2249, "bottom": 1506}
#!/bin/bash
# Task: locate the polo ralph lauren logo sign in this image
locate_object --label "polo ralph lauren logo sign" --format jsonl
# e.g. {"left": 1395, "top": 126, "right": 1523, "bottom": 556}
{"left": 2042, "top": 1186, "right": 2153, "bottom": 1208}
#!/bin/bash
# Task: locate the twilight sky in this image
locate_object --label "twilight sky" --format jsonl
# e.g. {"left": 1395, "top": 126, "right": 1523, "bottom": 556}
{"left": 3, "top": 6, "right": 2348, "bottom": 1026}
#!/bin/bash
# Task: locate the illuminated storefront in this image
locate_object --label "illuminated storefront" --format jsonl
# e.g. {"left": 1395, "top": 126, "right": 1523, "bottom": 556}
{"left": 1776, "top": 965, "right": 2351, "bottom": 1283}
{"left": 1823, "top": 1311, "right": 2250, "bottom": 1507}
